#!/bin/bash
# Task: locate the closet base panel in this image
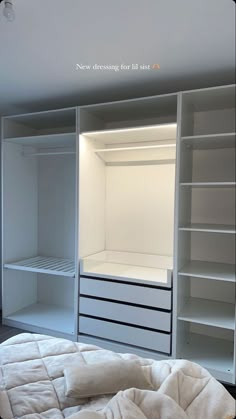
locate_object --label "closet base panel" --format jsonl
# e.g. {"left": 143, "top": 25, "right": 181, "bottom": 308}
{"left": 179, "top": 332, "right": 234, "bottom": 384}
{"left": 3, "top": 303, "right": 76, "bottom": 339}
{"left": 78, "top": 335, "right": 171, "bottom": 361}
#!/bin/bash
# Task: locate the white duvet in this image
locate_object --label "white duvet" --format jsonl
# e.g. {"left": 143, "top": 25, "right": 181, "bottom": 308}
{"left": 0, "top": 333, "right": 235, "bottom": 419}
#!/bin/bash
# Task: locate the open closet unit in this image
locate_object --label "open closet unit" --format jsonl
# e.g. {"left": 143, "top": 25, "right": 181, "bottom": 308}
{"left": 174, "top": 85, "right": 236, "bottom": 384}
{"left": 78, "top": 94, "right": 177, "bottom": 358}
{"left": 1, "top": 83, "right": 235, "bottom": 384}
{"left": 1, "top": 108, "right": 78, "bottom": 339}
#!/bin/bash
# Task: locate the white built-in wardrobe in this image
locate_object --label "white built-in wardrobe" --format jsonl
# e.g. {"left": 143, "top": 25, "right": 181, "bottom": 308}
{"left": 1, "top": 84, "right": 235, "bottom": 384}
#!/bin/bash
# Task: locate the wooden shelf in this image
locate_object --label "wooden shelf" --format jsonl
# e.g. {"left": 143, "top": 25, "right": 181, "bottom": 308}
{"left": 178, "top": 297, "right": 235, "bottom": 330}
{"left": 5, "top": 303, "right": 75, "bottom": 335}
{"left": 180, "top": 182, "right": 236, "bottom": 188}
{"left": 4, "top": 256, "right": 75, "bottom": 277}
{"left": 181, "top": 133, "right": 236, "bottom": 149}
{"left": 179, "top": 223, "right": 236, "bottom": 234}
{"left": 179, "top": 260, "right": 235, "bottom": 282}
{"left": 3, "top": 132, "right": 76, "bottom": 149}
{"left": 180, "top": 333, "right": 234, "bottom": 383}
{"left": 82, "top": 123, "right": 177, "bottom": 145}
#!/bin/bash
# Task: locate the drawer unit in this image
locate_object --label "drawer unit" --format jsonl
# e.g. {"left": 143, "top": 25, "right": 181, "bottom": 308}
{"left": 80, "top": 277, "right": 172, "bottom": 310}
{"left": 79, "top": 316, "right": 171, "bottom": 354}
{"left": 80, "top": 297, "right": 171, "bottom": 332}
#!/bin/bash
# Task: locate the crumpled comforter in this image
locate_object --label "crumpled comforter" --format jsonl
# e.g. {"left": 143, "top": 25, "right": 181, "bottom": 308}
{"left": 0, "top": 333, "right": 235, "bottom": 419}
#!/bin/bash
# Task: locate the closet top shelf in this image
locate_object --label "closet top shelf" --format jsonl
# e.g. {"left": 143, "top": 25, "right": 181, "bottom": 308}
{"left": 3, "top": 132, "right": 76, "bottom": 149}
{"left": 81, "top": 123, "right": 177, "bottom": 145}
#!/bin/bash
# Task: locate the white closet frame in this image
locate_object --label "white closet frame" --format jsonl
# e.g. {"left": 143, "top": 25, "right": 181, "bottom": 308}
{"left": 0, "top": 84, "right": 235, "bottom": 384}
{"left": 1, "top": 108, "right": 80, "bottom": 340}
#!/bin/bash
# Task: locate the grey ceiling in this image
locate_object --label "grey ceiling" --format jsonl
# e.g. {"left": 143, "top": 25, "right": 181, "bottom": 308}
{"left": 0, "top": 0, "right": 235, "bottom": 114}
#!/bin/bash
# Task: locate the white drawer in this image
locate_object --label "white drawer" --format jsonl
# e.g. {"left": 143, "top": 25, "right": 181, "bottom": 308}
{"left": 80, "top": 277, "right": 171, "bottom": 310}
{"left": 79, "top": 316, "right": 171, "bottom": 354}
{"left": 80, "top": 297, "right": 171, "bottom": 332}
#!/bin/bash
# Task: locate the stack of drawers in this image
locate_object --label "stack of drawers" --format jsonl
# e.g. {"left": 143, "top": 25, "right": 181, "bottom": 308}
{"left": 79, "top": 276, "right": 172, "bottom": 355}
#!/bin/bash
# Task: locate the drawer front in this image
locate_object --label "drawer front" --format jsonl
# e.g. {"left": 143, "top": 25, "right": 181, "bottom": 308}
{"left": 80, "top": 297, "right": 171, "bottom": 332}
{"left": 80, "top": 277, "right": 171, "bottom": 310}
{"left": 79, "top": 316, "right": 171, "bottom": 354}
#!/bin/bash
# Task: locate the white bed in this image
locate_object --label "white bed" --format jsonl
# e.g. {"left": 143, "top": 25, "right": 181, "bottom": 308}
{"left": 0, "top": 333, "right": 235, "bottom": 419}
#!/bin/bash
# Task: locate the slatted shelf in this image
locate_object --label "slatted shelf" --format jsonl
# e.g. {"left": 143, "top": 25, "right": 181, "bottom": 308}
{"left": 4, "top": 256, "right": 75, "bottom": 277}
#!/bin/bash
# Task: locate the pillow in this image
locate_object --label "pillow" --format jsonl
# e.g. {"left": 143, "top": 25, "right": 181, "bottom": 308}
{"left": 64, "top": 359, "right": 154, "bottom": 398}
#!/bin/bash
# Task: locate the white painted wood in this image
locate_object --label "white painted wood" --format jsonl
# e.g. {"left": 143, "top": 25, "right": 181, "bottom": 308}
{"left": 38, "top": 274, "right": 75, "bottom": 309}
{"left": 175, "top": 85, "right": 236, "bottom": 384}
{"left": 80, "top": 251, "right": 172, "bottom": 287}
{"left": 181, "top": 85, "right": 235, "bottom": 137}
{"left": 180, "top": 332, "right": 234, "bottom": 383}
{"left": 181, "top": 132, "right": 236, "bottom": 149}
{"left": 181, "top": 182, "right": 236, "bottom": 187}
{"left": 178, "top": 298, "right": 235, "bottom": 330}
{"left": 4, "top": 256, "right": 75, "bottom": 277}
{"left": 80, "top": 277, "right": 172, "bottom": 309}
{"left": 3, "top": 133, "right": 76, "bottom": 148}
{"left": 78, "top": 335, "right": 170, "bottom": 361}
{"left": 106, "top": 163, "right": 175, "bottom": 256}
{"left": 4, "top": 318, "right": 76, "bottom": 340}
{"left": 5, "top": 303, "right": 75, "bottom": 335}
{"left": 82, "top": 124, "right": 177, "bottom": 144}
{"left": 179, "top": 223, "right": 235, "bottom": 234}
{"left": 3, "top": 108, "right": 76, "bottom": 138}
{"left": 79, "top": 135, "right": 106, "bottom": 257}
{"left": 189, "top": 277, "right": 235, "bottom": 304}
{"left": 1, "top": 108, "right": 78, "bottom": 336}
{"left": 179, "top": 260, "right": 236, "bottom": 282}
{"left": 79, "top": 316, "right": 171, "bottom": 354}
{"left": 190, "top": 233, "right": 235, "bottom": 265}
{"left": 24, "top": 151, "right": 76, "bottom": 157}
{"left": 80, "top": 297, "right": 171, "bottom": 332}
{"left": 80, "top": 94, "right": 177, "bottom": 132}
{"left": 38, "top": 153, "right": 76, "bottom": 260}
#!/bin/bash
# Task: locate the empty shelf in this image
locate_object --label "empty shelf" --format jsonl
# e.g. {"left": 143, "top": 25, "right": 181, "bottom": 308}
{"left": 82, "top": 123, "right": 177, "bottom": 144}
{"left": 178, "top": 298, "right": 235, "bottom": 330}
{"left": 4, "top": 256, "right": 75, "bottom": 277}
{"left": 4, "top": 132, "right": 76, "bottom": 148}
{"left": 80, "top": 250, "right": 173, "bottom": 287}
{"left": 180, "top": 333, "right": 234, "bottom": 382}
{"left": 180, "top": 182, "right": 236, "bottom": 188}
{"left": 179, "top": 260, "right": 236, "bottom": 282}
{"left": 181, "top": 133, "right": 236, "bottom": 149}
{"left": 179, "top": 223, "right": 236, "bottom": 234}
{"left": 5, "top": 303, "right": 74, "bottom": 335}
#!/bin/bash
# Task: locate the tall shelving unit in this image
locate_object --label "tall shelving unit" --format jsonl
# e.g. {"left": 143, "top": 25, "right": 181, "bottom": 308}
{"left": 1, "top": 108, "right": 79, "bottom": 339}
{"left": 78, "top": 94, "right": 178, "bottom": 358}
{"left": 174, "top": 85, "right": 236, "bottom": 384}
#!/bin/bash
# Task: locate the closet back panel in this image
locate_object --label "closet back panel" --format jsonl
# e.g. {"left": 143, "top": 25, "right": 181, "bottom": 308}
{"left": 193, "top": 109, "right": 235, "bottom": 136}
{"left": 4, "top": 271, "right": 37, "bottom": 316}
{"left": 106, "top": 164, "right": 175, "bottom": 255}
{"left": 3, "top": 143, "right": 38, "bottom": 261}
{"left": 191, "top": 233, "right": 235, "bottom": 265}
{"left": 38, "top": 155, "right": 76, "bottom": 260}
{"left": 37, "top": 274, "right": 74, "bottom": 307}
